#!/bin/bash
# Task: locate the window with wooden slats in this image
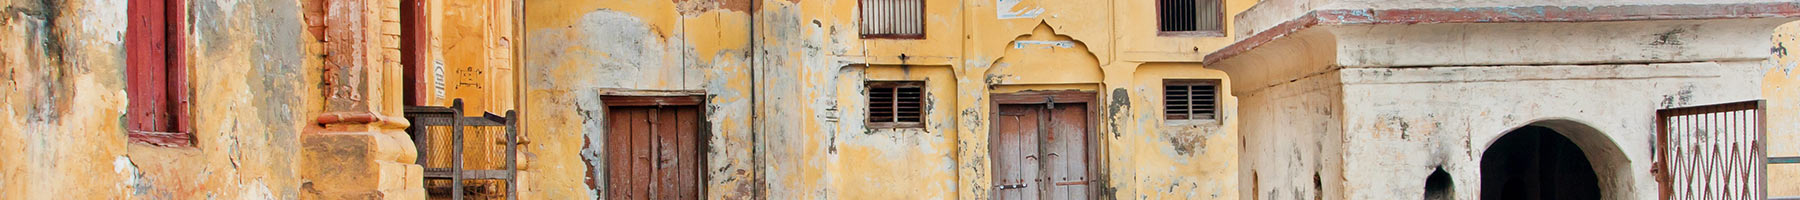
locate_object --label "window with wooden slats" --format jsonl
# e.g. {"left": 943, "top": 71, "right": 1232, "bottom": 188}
{"left": 1164, "top": 79, "right": 1220, "bottom": 120}
{"left": 860, "top": 0, "right": 924, "bottom": 39}
{"left": 1158, "top": 0, "right": 1224, "bottom": 35}
{"left": 867, "top": 81, "right": 925, "bottom": 128}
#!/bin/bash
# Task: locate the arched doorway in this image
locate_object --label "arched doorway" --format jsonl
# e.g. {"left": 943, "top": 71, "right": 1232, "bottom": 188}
{"left": 1480, "top": 126, "right": 1601, "bottom": 200}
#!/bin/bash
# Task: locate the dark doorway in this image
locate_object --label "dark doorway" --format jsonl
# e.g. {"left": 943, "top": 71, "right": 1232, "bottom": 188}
{"left": 1480, "top": 126, "right": 1600, "bottom": 200}
{"left": 1424, "top": 167, "right": 1453, "bottom": 200}
{"left": 399, "top": 0, "right": 430, "bottom": 106}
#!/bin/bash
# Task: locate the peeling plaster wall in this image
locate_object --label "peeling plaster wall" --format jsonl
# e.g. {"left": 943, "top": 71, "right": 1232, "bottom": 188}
{"left": 1236, "top": 69, "right": 1343, "bottom": 200}
{"left": 1337, "top": 62, "right": 1765, "bottom": 200}
{"left": 1766, "top": 21, "right": 1800, "bottom": 197}
{"left": 522, "top": 0, "right": 757, "bottom": 198}
{"left": 827, "top": 65, "right": 959, "bottom": 199}
{"left": 523, "top": 0, "right": 1260, "bottom": 199}
{"left": 514, "top": 0, "right": 1260, "bottom": 198}
{"left": 1230, "top": 0, "right": 1794, "bottom": 40}
{"left": 0, "top": 0, "right": 318, "bottom": 199}
{"left": 1125, "top": 63, "right": 1239, "bottom": 199}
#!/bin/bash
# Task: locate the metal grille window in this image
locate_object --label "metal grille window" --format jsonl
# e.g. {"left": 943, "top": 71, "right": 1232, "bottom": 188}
{"left": 1164, "top": 79, "right": 1220, "bottom": 120}
{"left": 860, "top": 0, "right": 924, "bottom": 38}
{"left": 1158, "top": 0, "right": 1224, "bottom": 34}
{"left": 1654, "top": 100, "right": 1766, "bottom": 199}
{"left": 868, "top": 81, "right": 925, "bottom": 128}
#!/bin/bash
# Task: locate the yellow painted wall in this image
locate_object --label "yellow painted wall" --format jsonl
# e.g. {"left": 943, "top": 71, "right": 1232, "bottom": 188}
{"left": 521, "top": 0, "right": 1257, "bottom": 199}
{"left": 1765, "top": 21, "right": 1800, "bottom": 197}
{"left": 0, "top": 0, "right": 323, "bottom": 198}
{"left": 521, "top": 0, "right": 758, "bottom": 198}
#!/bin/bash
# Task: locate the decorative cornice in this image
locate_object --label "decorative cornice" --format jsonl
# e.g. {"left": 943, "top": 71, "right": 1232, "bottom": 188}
{"left": 1204, "top": 2, "right": 1800, "bottom": 65}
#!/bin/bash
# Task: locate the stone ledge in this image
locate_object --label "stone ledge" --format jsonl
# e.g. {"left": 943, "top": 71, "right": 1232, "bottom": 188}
{"left": 301, "top": 130, "right": 422, "bottom": 200}
{"left": 1208, "top": 2, "right": 1800, "bottom": 65}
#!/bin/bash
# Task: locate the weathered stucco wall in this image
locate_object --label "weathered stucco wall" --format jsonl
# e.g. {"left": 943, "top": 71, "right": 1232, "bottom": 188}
{"left": 1126, "top": 63, "right": 1239, "bottom": 199}
{"left": 1230, "top": 0, "right": 1795, "bottom": 41}
{"left": 1767, "top": 21, "right": 1800, "bottom": 197}
{"left": 1338, "top": 62, "right": 1765, "bottom": 200}
{"left": 0, "top": 0, "right": 318, "bottom": 198}
{"left": 522, "top": 0, "right": 757, "bottom": 198}
{"left": 522, "top": 0, "right": 1256, "bottom": 199}
{"left": 1235, "top": 68, "right": 1343, "bottom": 200}
{"left": 827, "top": 65, "right": 960, "bottom": 198}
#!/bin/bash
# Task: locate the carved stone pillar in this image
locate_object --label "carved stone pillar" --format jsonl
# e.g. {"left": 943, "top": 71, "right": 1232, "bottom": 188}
{"left": 300, "top": 0, "right": 423, "bottom": 198}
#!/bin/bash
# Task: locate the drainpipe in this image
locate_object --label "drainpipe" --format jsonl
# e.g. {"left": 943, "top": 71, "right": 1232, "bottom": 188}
{"left": 749, "top": 0, "right": 765, "bottom": 198}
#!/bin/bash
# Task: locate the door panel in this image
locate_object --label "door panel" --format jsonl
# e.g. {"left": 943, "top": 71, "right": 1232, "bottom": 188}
{"left": 992, "top": 103, "right": 1089, "bottom": 200}
{"left": 605, "top": 106, "right": 701, "bottom": 200}
{"left": 1049, "top": 104, "right": 1089, "bottom": 199}
{"left": 604, "top": 109, "right": 635, "bottom": 199}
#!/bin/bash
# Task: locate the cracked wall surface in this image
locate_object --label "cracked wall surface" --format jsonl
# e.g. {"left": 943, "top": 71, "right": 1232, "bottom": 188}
{"left": 1768, "top": 21, "right": 1800, "bottom": 197}
{"left": 1211, "top": 2, "right": 1800, "bottom": 199}
{"left": 522, "top": 0, "right": 1253, "bottom": 199}
{"left": 0, "top": 0, "right": 318, "bottom": 198}
{"left": 15, "top": 0, "right": 1799, "bottom": 199}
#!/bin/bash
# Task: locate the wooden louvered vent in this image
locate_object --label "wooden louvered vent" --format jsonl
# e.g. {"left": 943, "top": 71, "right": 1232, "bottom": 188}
{"left": 1165, "top": 79, "right": 1220, "bottom": 120}
{"left": 868, "top": 81, "right": 925, "bottom": 128}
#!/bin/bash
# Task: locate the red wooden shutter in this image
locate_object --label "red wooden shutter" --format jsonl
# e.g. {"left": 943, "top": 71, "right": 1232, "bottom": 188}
{"left": 126, "top": 0, "right": 190, "bottom": 146}
{"left": 127, "top": 0, "right": 171, "bottom": 132}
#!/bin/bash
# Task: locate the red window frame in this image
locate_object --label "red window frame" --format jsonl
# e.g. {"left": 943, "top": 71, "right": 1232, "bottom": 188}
{"left": 126, "top": 0, "right": 191, "bottom": 147}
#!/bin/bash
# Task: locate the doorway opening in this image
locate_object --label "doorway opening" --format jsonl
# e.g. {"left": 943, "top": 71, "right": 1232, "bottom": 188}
{"left": 1479, "top": 126, "right": 1601, "bottom": 200}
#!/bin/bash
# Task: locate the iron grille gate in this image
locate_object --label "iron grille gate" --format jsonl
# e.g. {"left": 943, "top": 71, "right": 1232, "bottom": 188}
{"left": 1655, "top": 100, "right": 1765, "bottom": 200}
{"left": 405, "top": 99, "right": 519, "bottom": 200}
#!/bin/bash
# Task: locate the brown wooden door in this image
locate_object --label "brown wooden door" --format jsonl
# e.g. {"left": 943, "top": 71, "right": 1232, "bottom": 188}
{"left": 992, "top": 103, "right": 1090, "bottom": 200}
{"left": 605, "top": 106, "right": 702, "bottom": 200}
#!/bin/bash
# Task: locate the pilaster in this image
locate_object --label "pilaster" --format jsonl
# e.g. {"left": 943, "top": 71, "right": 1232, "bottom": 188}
{"left": 301, "top": 0, "right": 422, "bottom": 198}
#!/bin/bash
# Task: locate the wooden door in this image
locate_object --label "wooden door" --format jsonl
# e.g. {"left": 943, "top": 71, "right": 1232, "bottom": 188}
{"left": 992, "top": 103, "right": 1090, "bottom": 199}
{"left": 605, "top": 106, "right": 702, "bottom": 200}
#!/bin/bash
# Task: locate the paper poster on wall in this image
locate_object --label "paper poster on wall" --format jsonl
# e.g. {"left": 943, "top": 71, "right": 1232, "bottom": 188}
{"left": 1014, "top": 40, "right": 1074, "bottom": 49}
{"left": 997, "top": 0, "right": 1044, "bottom": 19}
{"left": 433, "top": 59, "right": 446, "bottom": 100}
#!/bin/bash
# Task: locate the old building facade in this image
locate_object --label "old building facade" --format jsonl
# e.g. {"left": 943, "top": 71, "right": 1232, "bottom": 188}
{"left": 3, "top": 0, "right": 1800, "bottom": 199}
{"left": 1206, "top": 1, "right": 1800, "bottom": 199}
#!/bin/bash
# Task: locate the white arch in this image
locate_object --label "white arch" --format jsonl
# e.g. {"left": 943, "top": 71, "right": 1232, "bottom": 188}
{"left": 1483, "top": 119, "right": 1636, "bottom": 200}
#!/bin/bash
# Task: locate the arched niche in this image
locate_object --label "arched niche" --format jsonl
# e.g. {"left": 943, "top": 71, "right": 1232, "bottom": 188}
{"left": 983, "top": 22, "right": 1103, "bottom": 86}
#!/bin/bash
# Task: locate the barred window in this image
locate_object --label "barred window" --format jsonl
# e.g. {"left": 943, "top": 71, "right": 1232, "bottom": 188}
{"left": 1164, "top": 79, "right": 1220, "bottom": 120}
{"left": 1158, "top": 0, "right": 1224, "bottom": 34}
{"left": 868, "top": 81, "right": 925, "bottom": 128}
{"left": 860, "top": 0, "right": 924, "bottom": 38}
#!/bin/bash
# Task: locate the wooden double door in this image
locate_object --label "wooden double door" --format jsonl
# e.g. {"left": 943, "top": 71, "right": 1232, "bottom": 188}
{"left": 604, "top": 105, "right": 703, "bottom": 200}
{"left": 990, "top": 93, "right": 1095, "bottom": 200}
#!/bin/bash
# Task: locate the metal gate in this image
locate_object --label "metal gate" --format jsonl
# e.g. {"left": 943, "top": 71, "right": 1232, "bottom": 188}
{"left": 1655, "top": 100, "right": 1765, "bottom": 200}
{"left": 405, "top": 99, "right": 519, "bottom": 200}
